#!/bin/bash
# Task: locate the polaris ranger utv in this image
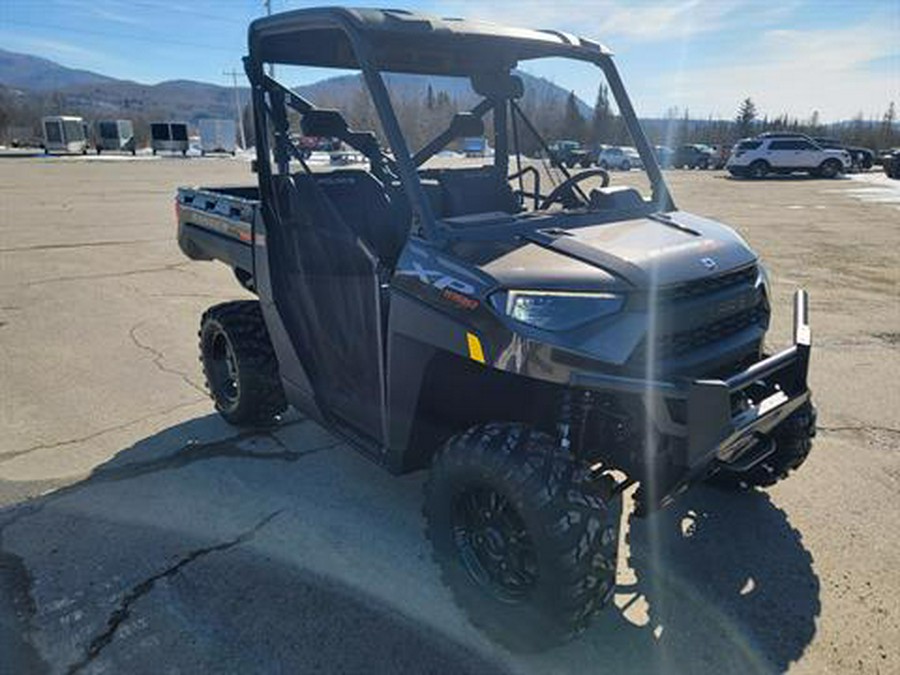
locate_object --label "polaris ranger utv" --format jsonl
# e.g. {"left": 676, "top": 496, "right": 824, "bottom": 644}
{"left": 176, "top": 7, "right": 816, "bottom": 646}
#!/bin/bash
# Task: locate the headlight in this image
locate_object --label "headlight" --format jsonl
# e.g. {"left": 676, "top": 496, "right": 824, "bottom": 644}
{"left": 490, "top": 290, "right": 625, "bottom": 331}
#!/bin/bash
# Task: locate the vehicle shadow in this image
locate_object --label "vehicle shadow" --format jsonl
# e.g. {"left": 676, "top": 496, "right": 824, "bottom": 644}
{"left": 0, "top": 414, "right": 512, "bottom": 675}
{"left": 0, "top": 415, "right": 819, "bottom": 674}
{"left": 534, "top": 485, "right": 821, "bottom": 674}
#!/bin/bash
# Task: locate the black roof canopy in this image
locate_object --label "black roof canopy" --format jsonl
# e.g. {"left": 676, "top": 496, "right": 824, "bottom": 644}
{"left": 248, "top": 7, "right": 612, "bottom": 76}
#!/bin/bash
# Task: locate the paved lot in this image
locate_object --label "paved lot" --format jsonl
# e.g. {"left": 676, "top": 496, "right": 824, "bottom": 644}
{"left": 1, "top": 156, "right": 898, "bottom": 674}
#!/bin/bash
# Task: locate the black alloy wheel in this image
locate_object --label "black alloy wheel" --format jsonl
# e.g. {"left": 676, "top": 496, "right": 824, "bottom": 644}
{"left": 452, "top": 485, "right": 538, "bottom": 602}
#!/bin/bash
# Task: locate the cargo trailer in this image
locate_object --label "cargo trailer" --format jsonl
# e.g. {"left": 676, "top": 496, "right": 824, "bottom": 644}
{"left": 198, "top": 118, "right": 237, "bottom": 155}
{"left": 94, "top": 119, "right": 136, "bottom": 155}
{"left": 42, "top": 116, "right": 89, "bottom": 154}
{"left": 150, "top": 122, "right": 189, "bottom": 155}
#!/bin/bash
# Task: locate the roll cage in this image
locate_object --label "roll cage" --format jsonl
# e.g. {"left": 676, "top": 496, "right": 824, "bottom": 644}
{"left": 244, "top": 6, "right": 674, "bottom": 244}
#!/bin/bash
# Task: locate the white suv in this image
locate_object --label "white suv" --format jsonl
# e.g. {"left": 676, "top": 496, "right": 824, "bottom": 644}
{"left": 597, "top": 146, "right": 642, "bottom": 171}
{"left": 727, "top": 134, "right": 851, "bottom": 179}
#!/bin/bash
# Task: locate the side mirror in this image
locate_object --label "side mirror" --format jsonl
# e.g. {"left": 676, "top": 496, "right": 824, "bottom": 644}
{"left": 471, "top": 72, "right": 524, "bottom": 99}
{"left": 301, "top": 109, "right": 349, "bottom": 138}
{"left": 251, "top": 159, "right": 258, "bottom": 173}
{"left": 449, "top": 113, "right": 484, "bottom": 139}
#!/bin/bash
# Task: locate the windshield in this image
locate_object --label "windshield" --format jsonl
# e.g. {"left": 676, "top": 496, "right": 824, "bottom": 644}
{"left": 267, "top": 56, "right": 664, "bottom": 233}
{"left": 256, "top": 48, "right": 672, "bottom": 237}
{"left": 380, "top": 57, "right": 658, "bottom": 221}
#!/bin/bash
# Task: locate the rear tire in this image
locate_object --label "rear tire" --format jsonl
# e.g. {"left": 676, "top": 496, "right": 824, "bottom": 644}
{"left": 424, "top": 423, "right": 620, "bottom": 650}
{"left": 709, "top": 402, "right": 816, "bottom": 490}
{"left": 199, "top": 301, "right": 287, "bottom": 427}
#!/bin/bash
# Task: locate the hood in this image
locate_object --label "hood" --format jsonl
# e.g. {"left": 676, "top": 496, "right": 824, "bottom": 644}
{"left": 478, "top": 211, "right": 757, "bottom": 290}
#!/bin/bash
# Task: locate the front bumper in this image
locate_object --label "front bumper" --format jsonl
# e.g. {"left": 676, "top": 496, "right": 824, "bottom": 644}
{"left": 572, "top": 289, "right": 812, "bottom": 482}
{"left": 686, "top": 289, "right": 811, "bottom": 471}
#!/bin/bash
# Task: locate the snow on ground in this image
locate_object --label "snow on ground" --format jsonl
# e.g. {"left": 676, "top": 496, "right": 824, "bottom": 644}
{"left": 842, "top": 171, "right": 900, "bottom": 205}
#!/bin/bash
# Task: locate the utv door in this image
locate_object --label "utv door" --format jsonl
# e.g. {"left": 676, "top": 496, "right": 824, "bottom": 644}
{"left": 263, "top": 173, "right": 388, "bottom": 446}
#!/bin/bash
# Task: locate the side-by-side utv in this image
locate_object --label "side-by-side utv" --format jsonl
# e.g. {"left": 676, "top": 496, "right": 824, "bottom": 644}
{"left": 175, "top": 7, "right": 816, "bottom": 647}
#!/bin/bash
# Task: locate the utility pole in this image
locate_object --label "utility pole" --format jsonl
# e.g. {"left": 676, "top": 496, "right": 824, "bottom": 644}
{"left": 264, "top": 0, "right": 274, "bottom": 78}
{"left": 224, "top": 69, "right": 247, "bottom": 150}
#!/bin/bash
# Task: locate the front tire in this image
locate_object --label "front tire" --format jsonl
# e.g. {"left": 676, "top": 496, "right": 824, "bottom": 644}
{"left": 748, "top": 160, "right": 769, "bottom": 179}
{"left": 709, "top": 402, "right": 816, "bottom": 490}
{"left": 199, "top": 301, "right": 287, "bottom": 427}
{"left": 819, "top": 158, "right": 842, "bottom": 179}
{"left": 424, "top": 423, "right": 620, "bottom": 650}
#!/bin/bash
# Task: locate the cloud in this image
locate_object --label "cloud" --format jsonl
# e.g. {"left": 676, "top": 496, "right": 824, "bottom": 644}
{"left": 440, "top": 2, "right": 895, "bottom": 121}
{"left": 435, "top": 0, "right": 800, "bottom": 42}
{"left": 642, "top": 21, "right": 899, "bottom": 121}
{"left": 1, "top": 34, "right": 105, "bottom": 61}
{"left": 597, "top": 0, "right": 734, "bottom": 40}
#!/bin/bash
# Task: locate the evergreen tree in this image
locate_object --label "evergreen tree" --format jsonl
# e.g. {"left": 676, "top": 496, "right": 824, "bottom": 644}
{"left": 881, "top": 101, "right": 896, "bottom": 144}
{"left": 809, "top": 110, "right": 820, "bottom": 132}
{"left": 735, "top": 97, "right": 757, "bottom": 137}
{"left": 590, "top": 83, "right": 613, "bottom": 145}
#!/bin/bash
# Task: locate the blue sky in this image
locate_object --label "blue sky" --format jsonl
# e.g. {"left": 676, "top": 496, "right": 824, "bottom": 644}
{"left": 1, "top": 0, "right": 897, "bottom": 121}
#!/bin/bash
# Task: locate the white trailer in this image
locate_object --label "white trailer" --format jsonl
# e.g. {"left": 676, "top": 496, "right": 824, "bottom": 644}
{"left": 198, "top": 118, "right": 237, "bottom": 155}
{"left": 94, "top": 119, "right": 136, "bottom": 155}
{"left": 42, "top": 116, "right": 89, "bottom": 154}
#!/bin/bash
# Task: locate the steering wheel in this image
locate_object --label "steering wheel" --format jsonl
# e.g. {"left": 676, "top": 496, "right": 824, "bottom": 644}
{"left": 539, "top": 168, "right": 610, "bottom": 210}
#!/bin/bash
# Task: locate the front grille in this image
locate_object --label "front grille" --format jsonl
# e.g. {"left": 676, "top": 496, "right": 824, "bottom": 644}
{"left": 629, "top": 264, "right": 769, "bottom": 371}
{"left": 655, "top": 305, "right": 768, "bottom": 358}
{"left": 657, "top": 264, "right": 759, "bottom": 302}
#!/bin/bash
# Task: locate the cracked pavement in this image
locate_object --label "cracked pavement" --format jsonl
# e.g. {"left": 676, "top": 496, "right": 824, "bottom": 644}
{"left": 1, "top": 158, "right": 898, "bottom": 674}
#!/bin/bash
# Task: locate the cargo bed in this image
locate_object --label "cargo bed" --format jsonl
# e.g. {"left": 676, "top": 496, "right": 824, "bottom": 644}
{"left": 176, "top": 185, "right": 260, "bottom": 288}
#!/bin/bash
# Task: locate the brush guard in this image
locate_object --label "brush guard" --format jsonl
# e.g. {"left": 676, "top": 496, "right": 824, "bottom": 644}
{"left": 687, "top": 290, "right": 812, "bottom": 470}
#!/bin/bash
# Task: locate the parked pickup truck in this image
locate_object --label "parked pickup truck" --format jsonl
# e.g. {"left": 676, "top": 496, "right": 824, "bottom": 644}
{"left": 176, "top": 186, "right": 257, "bottom": 289}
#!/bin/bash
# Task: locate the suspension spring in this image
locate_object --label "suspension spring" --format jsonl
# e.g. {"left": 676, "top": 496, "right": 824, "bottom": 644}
{"left": 575, "top": 390, "right": 594, "bottom": 458}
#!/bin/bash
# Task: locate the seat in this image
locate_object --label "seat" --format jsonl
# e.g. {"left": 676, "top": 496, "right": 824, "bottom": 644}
{"left": 298, "top": 170, "right": 410, "bottom": 265}
{"left": 435, "top": 167, "right": 520, "bottom": 218}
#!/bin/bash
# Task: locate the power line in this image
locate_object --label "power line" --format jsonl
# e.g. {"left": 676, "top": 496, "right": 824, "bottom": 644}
{"left": 224, "top": 69, "right": 247, "bottom": 149}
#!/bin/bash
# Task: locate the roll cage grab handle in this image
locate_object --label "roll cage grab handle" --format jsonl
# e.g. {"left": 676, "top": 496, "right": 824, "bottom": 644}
{"left": 244, "top": 44, "right": 675, "bottom": 242}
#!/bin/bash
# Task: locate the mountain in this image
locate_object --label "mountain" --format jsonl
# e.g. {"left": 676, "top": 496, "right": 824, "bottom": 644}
{"left": 0, "top": 48, "right": 117, "bottom": 91}
{"left": 0, "top": 48, "right": 589, "bottom": 131}
{"left": 298, "top": 71, "right": 592, "bottom": 118}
